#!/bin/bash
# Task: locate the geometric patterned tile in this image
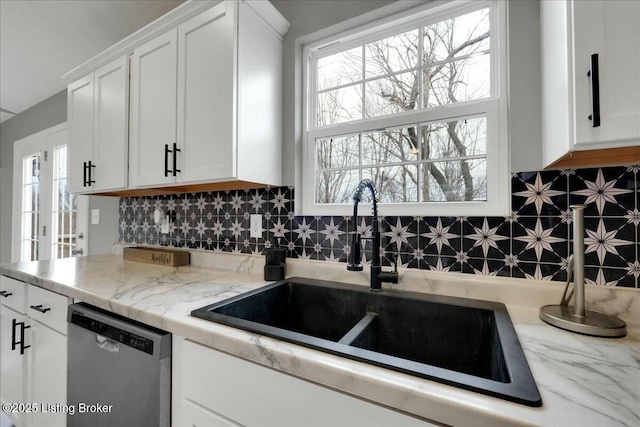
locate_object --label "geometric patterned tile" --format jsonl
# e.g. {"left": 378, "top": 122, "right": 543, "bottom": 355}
{"left": 512, "top": 216, "right": 567, "bottom": 264}
{"left": 462, "top": 217, "right": 510, "bottom": 260}
{"left": 512, "top": 170, "right": 567, "bottom": 216}
{"left": 420, "top": 216, "right": 460, "bottom": 257}
{"left": 117, "top": 165, "right": 640, "bottom": 287}
{"left": 570, "top": 167, "right": 634, "bottom": 217}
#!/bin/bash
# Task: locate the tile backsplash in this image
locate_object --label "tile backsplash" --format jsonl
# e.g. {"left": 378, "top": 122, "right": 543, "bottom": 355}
{"left": 119, "top": 165, "right": 639, "bottom": 288}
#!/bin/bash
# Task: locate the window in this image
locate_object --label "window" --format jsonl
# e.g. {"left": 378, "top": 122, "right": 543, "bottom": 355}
{"left": 12, "top": 124, "right": 87, "bottom": 262}
{"left": 302, "top": 0, "right": 508, "bottom": 216}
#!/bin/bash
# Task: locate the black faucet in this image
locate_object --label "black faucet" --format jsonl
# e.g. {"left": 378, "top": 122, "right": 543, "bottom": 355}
{"left": 347, "top": 179, "right": 398, "bottom": 291}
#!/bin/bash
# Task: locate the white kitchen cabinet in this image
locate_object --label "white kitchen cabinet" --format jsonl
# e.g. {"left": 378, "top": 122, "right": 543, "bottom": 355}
{"left": 0, "top": 276, "right": 28, "bottom": 426}
{"left": 176, "top": 2, "right": 234, "bottom": 184}
{"left": 26, "top": 321, "right": 67, "bottom": 427}
{"left": 0, "top": 308, "right": 28, "bottom": 426}
{"left": 67, "top": 75, "right": 93, "bottom": 194}
{"left": 129, "top": 29, "right": 178, "bottom": 188}
{"left": 0, "top": 275, "right": 71, "bottom": 427}
{"left": 67, "top": 56, "right": 129, "bottom": 193}
{"left": 178, "top": 399, "right": 239, "bottom": 427}
{"left": 172, "top": 336, "right": 434, "bottom": 427}
{"left": 541, "top": 0, "right": 640, "bottom": 167}
{"left": 129, "top": 0, "right": 286, "bottom": 189}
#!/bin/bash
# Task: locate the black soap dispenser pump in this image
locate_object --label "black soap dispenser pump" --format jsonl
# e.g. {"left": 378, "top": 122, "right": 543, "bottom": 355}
{"left": 264, "top": 239, "right": 286, "bottom": 281}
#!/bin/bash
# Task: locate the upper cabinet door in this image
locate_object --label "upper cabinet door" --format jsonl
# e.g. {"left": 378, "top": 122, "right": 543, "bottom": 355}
{"left": 93, "top": 56, "right": 129, "bottom": 192}
{"left": 130, "top": 29, "right": 178, "bottom": 188}
{"left": 572, "top": 0, "right": 640, "bottom": 147}
{"left": 177, "top": 2, "right": 235, "bottom": 184}
{"left": 67, "top": 55, "right": 128, "bottom": 194}
{"left": 67, "top": 75, "right": 94, "bottom": 194}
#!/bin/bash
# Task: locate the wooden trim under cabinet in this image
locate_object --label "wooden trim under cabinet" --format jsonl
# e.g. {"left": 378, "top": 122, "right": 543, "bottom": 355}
{"left": 93, "top": 180, "right": 270, "bottom": 197}
{"left": 546, "top": 146, "right": 640, "bottom": 170}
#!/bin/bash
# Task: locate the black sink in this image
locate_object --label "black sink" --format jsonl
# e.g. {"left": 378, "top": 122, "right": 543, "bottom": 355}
{"left": 191, "top": 277, "right": 541, "bottom": 407}
{"left": 209, "top": 279, "right": 367, "bottom": 342}
{"left": 345, "top": 301, "right": 509, "bottom": 382}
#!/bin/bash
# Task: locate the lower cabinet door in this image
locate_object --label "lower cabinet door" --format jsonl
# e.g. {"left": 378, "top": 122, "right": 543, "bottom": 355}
{"left": 177, "top": 338, "right": 434, "bottom": 427}
{"left": 0, "top": 306, "right": 27, "bottom": 426}
{"left": 28, "top": 321, "right": 67, "bottom": 427}
{"left": 180, "top": 399, "right": 242, "bottom": 427}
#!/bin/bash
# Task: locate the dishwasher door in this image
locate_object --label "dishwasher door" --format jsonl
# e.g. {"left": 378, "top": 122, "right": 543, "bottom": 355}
{"left": 67, "top": 303, "right": 171, "bottom": 427}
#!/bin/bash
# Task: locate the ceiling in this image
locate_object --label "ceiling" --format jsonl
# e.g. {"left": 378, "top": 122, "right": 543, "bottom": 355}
{"left": 0, "top": 0, "right": 186, "bottom": 124}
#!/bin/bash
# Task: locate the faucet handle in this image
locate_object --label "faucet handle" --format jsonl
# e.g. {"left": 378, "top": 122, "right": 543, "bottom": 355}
{"left": 387, "top": 251, "right": 398, "bottom": 273}
{"left": 378, "top": 251, "right": 399, "bottom": 285}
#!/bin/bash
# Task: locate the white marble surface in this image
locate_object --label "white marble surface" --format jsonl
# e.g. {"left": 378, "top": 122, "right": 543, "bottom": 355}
{"left": 1, "top": 249, "right": 639, "bottom": 426}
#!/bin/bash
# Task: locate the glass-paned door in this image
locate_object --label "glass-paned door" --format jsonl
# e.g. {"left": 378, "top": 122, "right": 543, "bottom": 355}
{"left": 12, "top": 123, "right": 87, "bottom": 262}
{"left": 20, "top": 153, "right": 41, "bottom": 261}
{"left": 51, "top": 145, "right": 78, "bottom": 259}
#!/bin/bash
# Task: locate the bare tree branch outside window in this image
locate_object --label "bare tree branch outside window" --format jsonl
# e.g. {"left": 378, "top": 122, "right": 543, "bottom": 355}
{"left": 313, "top": 8, "right": 490, "bottom": 204}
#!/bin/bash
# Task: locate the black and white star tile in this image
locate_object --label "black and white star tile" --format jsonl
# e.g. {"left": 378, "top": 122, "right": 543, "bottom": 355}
{"left": 118, "top": 165, "right": 640, "bottom": 288}
{"left": 512, "top": 170, "right": 568, "bottom": 216}
{"left": 569, "top": 166, "right": 635, "bottom": 217}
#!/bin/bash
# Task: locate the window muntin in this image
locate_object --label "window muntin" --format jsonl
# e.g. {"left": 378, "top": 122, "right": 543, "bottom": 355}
{"left": 304, "top": 0, "right": 506, "bottom": 215}
{"left": 314, "top": 7, "right": 491, "bottom": 127}
{"left": 314, "top": 116, "right": 487, "bottom": 204}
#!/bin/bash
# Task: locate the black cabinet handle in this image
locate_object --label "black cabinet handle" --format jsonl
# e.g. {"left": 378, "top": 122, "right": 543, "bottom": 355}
{"left": 87, "top": 161, "right": 96, "bottom": 185}
{"left": 11, "top": 318, "right": 17, "bottom": 350}
{"left": 11, "top": 318, "right": 30, "bottom": 355}
{"left": 587, "top": 53, "right": 601, "bottom": 127}
{"left": 20, "top": 322, "right": 30, "bottom": 355}
{"left": 0, "top": 290, "right": 12, "bottom": 297}
{"left": 164, "top": 143, "right": 180, "bottom": 177}
{"left": 172, "top": 142, "right": 181, "bottom": 176}
{"left": 164, "top": 144, "right": 171, "bottom": 177}
{"left": 30, "top": 304, "right": 51, "bottom": 314}
{"left": 83, "top": 161, "right": 88, "bottom": 187}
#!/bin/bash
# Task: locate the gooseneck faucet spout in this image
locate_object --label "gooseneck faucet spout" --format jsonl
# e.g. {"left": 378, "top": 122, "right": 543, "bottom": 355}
{"left": 347, "top": 179, "right": 398, "bottom": 291}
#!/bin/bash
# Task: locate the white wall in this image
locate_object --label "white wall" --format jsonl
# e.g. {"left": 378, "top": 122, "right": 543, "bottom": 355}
{"left": 508, "top": 0, "right": 542, "bottom": 173}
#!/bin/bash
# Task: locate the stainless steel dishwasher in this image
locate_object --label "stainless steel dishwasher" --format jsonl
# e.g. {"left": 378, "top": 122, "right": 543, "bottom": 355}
{"left": 67, "top": 302, "right": 171, "bottom": 427}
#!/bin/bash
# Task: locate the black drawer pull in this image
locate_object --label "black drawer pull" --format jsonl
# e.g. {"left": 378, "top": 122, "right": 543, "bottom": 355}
{"left": 0, "top": 290, "right": 12, "bottom": 297}
{"left": 30, "top": 304, "right": 51, "bottom": 314}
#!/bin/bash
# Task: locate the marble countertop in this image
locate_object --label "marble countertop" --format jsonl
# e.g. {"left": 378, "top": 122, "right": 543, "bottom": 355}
{"left": 2, "top": 251, "right": 639, "bottom": 427}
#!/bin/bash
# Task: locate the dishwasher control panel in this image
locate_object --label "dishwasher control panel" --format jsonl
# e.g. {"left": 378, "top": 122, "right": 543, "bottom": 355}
{"left": 70, "top": 307, "right": 155, "bottom": 355}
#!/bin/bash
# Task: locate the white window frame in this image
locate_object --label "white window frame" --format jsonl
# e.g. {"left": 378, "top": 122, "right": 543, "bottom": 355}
{"left": 299, "top": 0, "right": 509, "bottom": 217}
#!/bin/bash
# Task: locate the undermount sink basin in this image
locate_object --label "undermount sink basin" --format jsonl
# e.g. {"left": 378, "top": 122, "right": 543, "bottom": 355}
{"left": 191, "top": 277, "right": 541, "bottom": 407}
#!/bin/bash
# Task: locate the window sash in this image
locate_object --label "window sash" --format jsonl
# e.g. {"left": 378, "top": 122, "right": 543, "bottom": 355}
{"left": 300, "top": 0, "right": 508, "bottom": 216}
{"left": 306, "top": 102, "right": 500, "bottom": 209}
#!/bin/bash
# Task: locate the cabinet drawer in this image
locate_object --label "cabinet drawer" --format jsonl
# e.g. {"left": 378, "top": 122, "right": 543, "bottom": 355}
{"left": 0, "top": 275, "right": 27, "bottom": 313}
{"left": 28, "top": 285, "right": 71, "bottom": 334}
